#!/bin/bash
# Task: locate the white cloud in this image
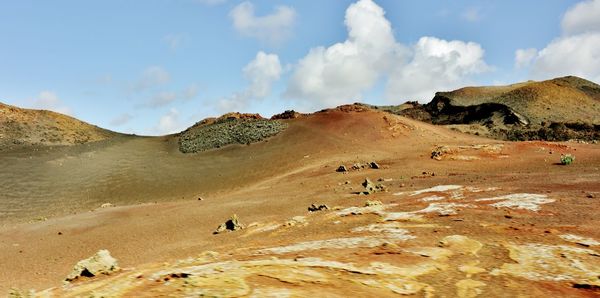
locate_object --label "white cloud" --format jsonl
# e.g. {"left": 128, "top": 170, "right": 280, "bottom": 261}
{"left": 132, "top": 66, "right": 171, "bottom": 92}
{"left": 285, "top": 0, "right": 490, "bottom": 107}
{"left": 561, "top": 0, "right": 600, "bottom": 35}
{"left": 514, "top": 48, "right": 538, "bottom": 69}
{"left": 218, "top": 51, "right": 282, "bottom": 112}
{"left": 243, "top": 51, "right": 282, "bottom": 98}
{"left": 516, "top": 0, "right": 600, "bottom": 83}
{"left": 110, "top": 113, "right": 133, "bottom": 126}
{"left": 386, "top": 37, "right": 491, "bottom": 101}
{"left": 461, "top": 7, "right": 482, "bottom": 22}
{"left": 155, "top": 108, "right": 183, "bottom": 135}
{"left": 163, "top": 34, "right": 188, "bottom": 51}
{"left": 32, "top": 91, "right": 72, "bottom": 115}
{"left": 530, "top": 33, "right": 600, "bottom": 82}
{"left": 229, "top": 2, "right": 296, "bottom": 45}
{"left": 285, "top": 0, "right": 407, "bottom": 108}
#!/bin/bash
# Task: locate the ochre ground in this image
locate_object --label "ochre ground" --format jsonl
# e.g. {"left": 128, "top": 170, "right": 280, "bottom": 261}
{"left": 1, "top": 107, "right": 599, "bottom": 296}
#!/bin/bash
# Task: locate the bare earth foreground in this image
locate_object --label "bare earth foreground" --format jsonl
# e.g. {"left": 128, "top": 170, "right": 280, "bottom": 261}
{"left": 1, "top": 106, "right": 599, "bottom": 297}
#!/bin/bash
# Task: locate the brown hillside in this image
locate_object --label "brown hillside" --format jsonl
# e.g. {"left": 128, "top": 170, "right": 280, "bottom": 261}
{"left": 438, "top": 76, "right": 600, "bottom": 124}
{"left": 0, "top": 102, "right": 116, "bottom": 148}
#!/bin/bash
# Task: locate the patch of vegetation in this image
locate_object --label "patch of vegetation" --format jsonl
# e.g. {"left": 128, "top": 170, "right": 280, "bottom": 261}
{"left": 560, "top": 154, "right": 575, "bottom": 165}
{"left": 178, "top": 118, "right": 287, "bottom": 153}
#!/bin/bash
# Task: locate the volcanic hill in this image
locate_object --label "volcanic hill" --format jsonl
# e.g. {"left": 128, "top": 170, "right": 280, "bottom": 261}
{"left": 0, "top": 102, "right": 116, "bottom": 149}
{"left": 378, "top": 76, "right": 600, "bottom": 141}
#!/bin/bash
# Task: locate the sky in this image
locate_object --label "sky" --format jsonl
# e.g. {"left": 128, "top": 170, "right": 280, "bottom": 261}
{"left": 1, "top": 0, "right": 599, "bottom": 135}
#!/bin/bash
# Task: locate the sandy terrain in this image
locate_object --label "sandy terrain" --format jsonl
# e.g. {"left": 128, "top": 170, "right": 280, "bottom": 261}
{"left": 1, "top": 106, "right": 599, "bottom": 296}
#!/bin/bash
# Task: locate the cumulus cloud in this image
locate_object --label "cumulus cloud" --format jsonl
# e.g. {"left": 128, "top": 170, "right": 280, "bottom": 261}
{"left": 218, "top": 51, "right": 282, "bottom": 112}
{"left": 514, "top": 48, "right": 538, "bottom": 69}
{"left": 229, "top": 2, "right": 296, "bottom": 45}
{"left": 516, "top": 0, "right": 600, "bottom": 83}
{"left": 109, "top": 113, "right": 133, "bottom": 126}
{"left": 155, "top": 108, "right": 183, "bottom": 135}
{"left": 32, "top": 91, "right": 72, "bottom": 115}
{"left": 561, "top": 0, "right": 600, "bottom": 35}
{"left": 386, "top": 37, "right": 491, "bottom": 101}
{"left": 285, "top": 0, "right": 407, "bottom": 107}
{"left": 285, "top": 0, "right": 490, "bottom": 107}
{"left": 530, "top": 33, "right": 600, "bottom": 82}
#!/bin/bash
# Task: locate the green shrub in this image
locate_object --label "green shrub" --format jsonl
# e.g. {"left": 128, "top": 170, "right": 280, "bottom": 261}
{"left": 560, "top": 154, "right": 575, "bottom": 165}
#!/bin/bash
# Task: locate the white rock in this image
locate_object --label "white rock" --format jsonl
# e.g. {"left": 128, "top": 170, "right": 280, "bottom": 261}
{"left": 65, "top": 249, "right": 119, "bottom": 281}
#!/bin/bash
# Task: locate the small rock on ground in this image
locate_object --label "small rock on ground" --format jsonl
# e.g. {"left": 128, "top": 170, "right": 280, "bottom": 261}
{"left": 214, "top": 214, "right": 244, "bottom": 234}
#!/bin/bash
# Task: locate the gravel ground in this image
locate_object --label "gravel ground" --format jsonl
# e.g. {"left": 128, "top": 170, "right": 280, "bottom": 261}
{"left": 178, "top": 118, "right": 287, "bottom": 153}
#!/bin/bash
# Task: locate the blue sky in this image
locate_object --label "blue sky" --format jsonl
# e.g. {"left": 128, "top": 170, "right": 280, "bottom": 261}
{"left": 1, "top": 0, "right": 599, "bottom": 135}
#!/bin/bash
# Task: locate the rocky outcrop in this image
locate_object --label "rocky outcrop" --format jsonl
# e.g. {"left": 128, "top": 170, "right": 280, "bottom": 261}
{"left": 270, "top": 110, "right": 303, "bottom": 120}
{"left": 308, "top": 204, "right": 329, "bottom": 212}
{"left": 361, "top": 178, "right": 386, "bottom": 195}
{"left": 65, "top": 250, "right": 119, "bottom": 282}
{"left": 214, "top": 214, "right": 244, "bottom": 234}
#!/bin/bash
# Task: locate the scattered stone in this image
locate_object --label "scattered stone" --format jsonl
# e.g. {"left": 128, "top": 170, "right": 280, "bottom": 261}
{"left": 368, "top": 162, "right": 380, "bottom": 169}
{"left": 100, "top": 203, "right": 114, "bottom": 208}
{"left": 344, "top": 180, "right": 350, "bottom": 184}
{"left": 352, "top": 163, "right": 365, "bottom": 170}
{"left": 214, "top": 214, "right": 244, "bottom": 234}
{"left": 65, "top": 249, "right": 119, "bottom": 282}
{"left": 283, "top": 216, "right": 307, "bottom": 227}
{"left": 361, "top": 178, "right": 386, "bottom": 195}
{"left": 336, "top": 165, "right": 348, "bottom": 172}
{"left": 308, "top": 204, "right": 330, "bottom": 212}
{"left": 364, "top": 200, "right": 382, "bottom": 207}
{"left": 431, "top": 146, "right": 450, "bottom": 160}
{"left": 586, "top": 193, "right": 594, "bottom": 199}
{"left": 197, "top": 197, "right": 204, "bottom": 201}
